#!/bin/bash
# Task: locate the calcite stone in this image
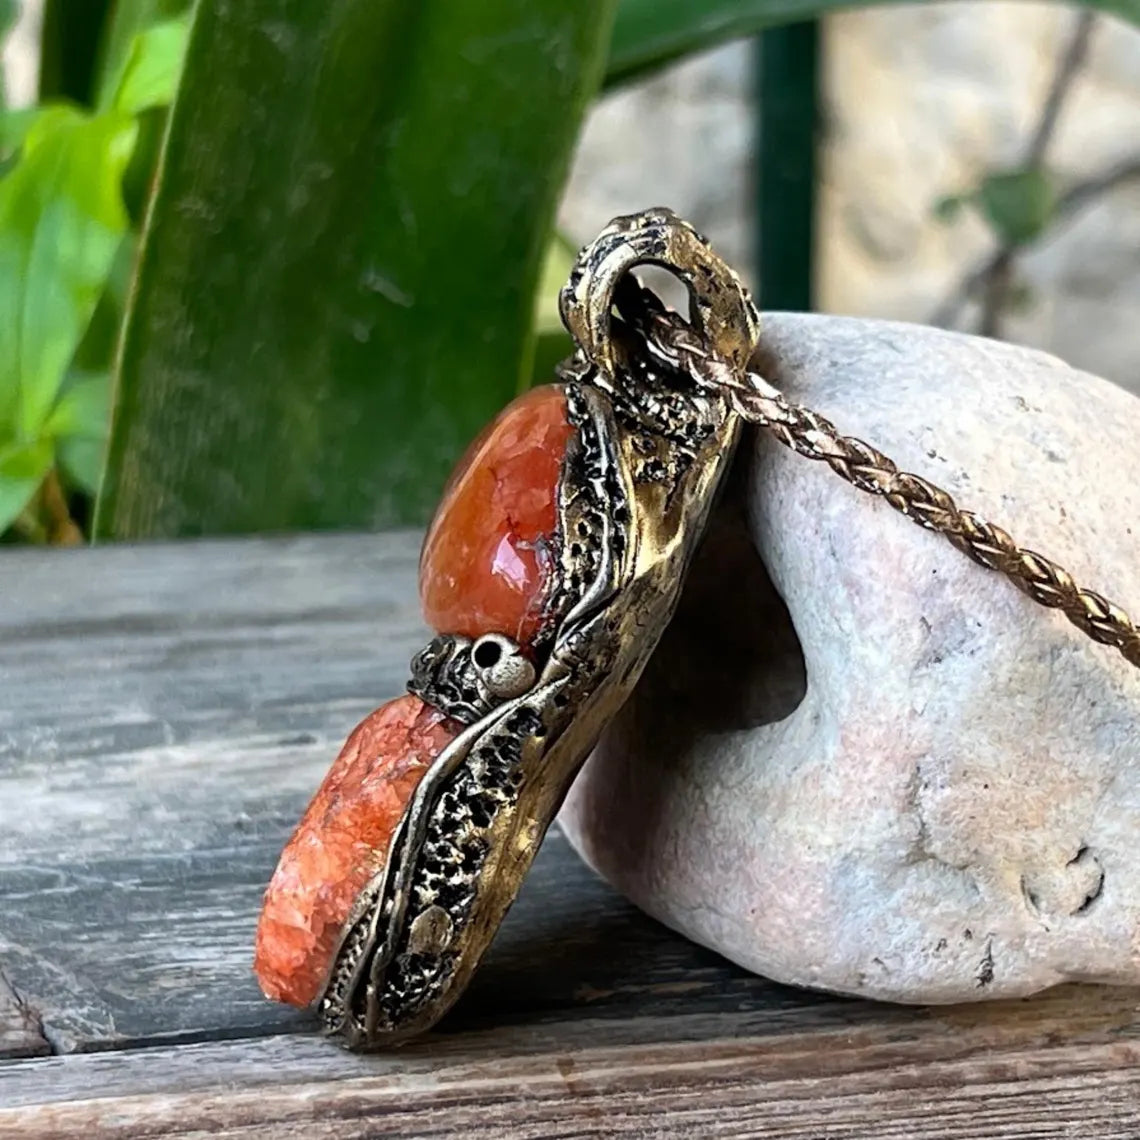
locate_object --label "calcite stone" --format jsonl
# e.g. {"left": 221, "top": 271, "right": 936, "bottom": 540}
{"left": 560, "top": 313, "right": 1140, "bottom": 1004}
{"left": 255, "top": 695, "right": 458, "bottom": 1007}
{"left": 420, "top": 385, "right": 573, "bottom": 645}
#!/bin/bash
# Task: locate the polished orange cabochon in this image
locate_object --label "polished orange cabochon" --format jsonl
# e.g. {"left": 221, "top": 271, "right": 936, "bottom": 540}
{"left": 254, "top": 695, "right": 458, "bottom": 1007}
{"left": 419, "top": 385, "right": 573, "bottom": 646}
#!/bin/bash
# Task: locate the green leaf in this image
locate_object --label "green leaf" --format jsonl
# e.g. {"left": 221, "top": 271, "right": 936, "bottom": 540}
{"left": 977, "top": 167, "right": 1057, "bottom": 247}
{"left": 109, "top": 16, "right": 190, "bottom": 115}
{"left": 0, "top": 108, "right": 45, "bottom": 169}
{"left": 44, "top": 370, "right": 111, "bottom": 495}
{"left": 99, "top": 8, "right": 193, "bottom": 221}
{"left": 44, "top": 371, "right": 111, "bottom": 438}
{"left": 57, "top": 436, "right": 106, "bottom": 495}
{"left": 607, "top": 0, "right": 1140, "bottom": 87}
{"left": 0, "top": 439, "right": 53, "bottom": 533}
{"left": 0, "top": 107, "right": 136, "bottom": 439}
{"left": 72, "top": 233, "right": 137, "bottom": 374}
{"left": 530, "top": 329, "right": 575, "bottom": 390}
{"left": 534, "top": 232, "right": 579, "bottom": 337}
{"left": 97, "top": 0, "right": 617, "bottom": 539}
{"left": 97, "top": 0, "right": 191, "bottom": 109}
{"left": 525, "top": 233, "right": 578, "bottom": 391}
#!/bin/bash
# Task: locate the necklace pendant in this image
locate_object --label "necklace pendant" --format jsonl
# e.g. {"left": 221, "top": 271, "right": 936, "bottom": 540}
{"left": 254, "top": 210, "right": 760, "bottom": 1048}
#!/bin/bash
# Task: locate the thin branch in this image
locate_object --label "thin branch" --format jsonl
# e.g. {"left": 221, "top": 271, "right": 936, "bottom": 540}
{"left": 1055, "top": 157, "right": 1140, "bottom": 220}
{"left": 1024, "top": 11, "right": 1097, "bottom": 166}
{"left": 930, "top": 249, "right": 1003, "bottom": 329}
{"left": 978, "top": 251, "right": 1014, "bottom": 338}
{"left": 931, "top": 12, "right": 1101, "bottom": 334}
{"left": 975, "top": 12, "right": 1098, "bottom": 336}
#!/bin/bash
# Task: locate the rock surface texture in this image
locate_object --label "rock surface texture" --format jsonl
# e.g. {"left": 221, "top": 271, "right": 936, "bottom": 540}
{"left": 560, "top": 313, "right": 1140, "bottom": 1004}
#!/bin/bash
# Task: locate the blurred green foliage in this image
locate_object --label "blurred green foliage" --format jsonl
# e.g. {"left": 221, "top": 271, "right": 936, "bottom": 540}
{"left": 0, "top": 15, "right": 187, "bottom": 540}
{"left": 976, "top": 169, "right": 1059, "bottom": 248}
{"left": 608, "top": 0, "right": 1139, "bottom": 86}
{"left": 937, "top": 169, "right": 1060, "bottom": 249}
{"left": 0, "top": 8, "right": 187, "bottom": 540}
{"left": 39, "top": 0, "right": 112, "bottom": 105}
{"left": 95, "top": 0, "right": 617, "bottom": 538}
{"left": 0, "top": 0, "right": 1136, "bottom": 543}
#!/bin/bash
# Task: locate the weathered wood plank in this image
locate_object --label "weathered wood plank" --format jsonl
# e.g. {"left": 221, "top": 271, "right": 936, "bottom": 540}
{"left": 0, "top": 534, "right": 431, "bottom": 1052}
{"left": 2, "top": 983, "right": 1139, "bottom": 1109}
{"left": 0, "top": 971, "right": 47, "bottom": 1060}
{"left": 0, "top": 534, "right": 833, "bottom": 1055}
{"left": 3, "top": 1024, "right": 1140, "bottom": 1137}
{"left": 5, "top": 533, "right": 1140, "bottom": 1138}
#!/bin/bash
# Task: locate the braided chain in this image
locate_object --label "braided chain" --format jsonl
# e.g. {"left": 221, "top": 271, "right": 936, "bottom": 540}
{"left": 624, "top": 293, "right": 1140, "bottom": 672}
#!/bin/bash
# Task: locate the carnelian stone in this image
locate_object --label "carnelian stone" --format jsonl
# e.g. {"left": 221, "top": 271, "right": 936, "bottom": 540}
{"left": 254, "top": 695, "right": 458, "bottom": 1007}
{"left": 420, "top": 385, "right": 573, "bottom": 646}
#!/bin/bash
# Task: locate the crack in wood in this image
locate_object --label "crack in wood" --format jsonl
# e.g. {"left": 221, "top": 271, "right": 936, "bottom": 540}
{"left": 0, "top": 967, "right": 50, "bottom": 1059}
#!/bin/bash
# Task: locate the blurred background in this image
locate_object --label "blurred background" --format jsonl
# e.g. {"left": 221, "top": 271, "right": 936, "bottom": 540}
{"left": 1, "top": 0, "right": 1137, "bottom": 548}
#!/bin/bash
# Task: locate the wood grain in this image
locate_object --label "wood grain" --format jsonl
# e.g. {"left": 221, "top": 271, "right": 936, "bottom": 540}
{"left": 4, "top": 1019, "right": 1140, "bottom": 1137}
{"left": 0, "top": 533, "right": 835, "bottom": 1052}
{"left": 3, "top": 533, "right": 1140, "bottom": 1136}
{"left": 3, "top": 982, "right": 1140, "bottom": 1106}
{"left": 0, "top": 533, "right": 429, "bottom": 1051}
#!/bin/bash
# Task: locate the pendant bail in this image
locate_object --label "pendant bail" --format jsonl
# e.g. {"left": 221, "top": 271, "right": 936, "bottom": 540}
{"left": 559, "top": 207, "right": 761, "bottom": 388}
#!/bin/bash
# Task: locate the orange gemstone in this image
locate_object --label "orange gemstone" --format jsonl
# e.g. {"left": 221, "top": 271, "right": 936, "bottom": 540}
{"left": 254, "top": 695, "right": 458, "bottom": 1008}
{"left": 420, "top": 385, "right": 573, "bottom": 645}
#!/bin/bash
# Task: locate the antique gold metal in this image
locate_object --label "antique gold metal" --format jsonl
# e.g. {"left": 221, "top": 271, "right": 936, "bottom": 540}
{"left": 319, "top": 210, "right": 757, "bottom": 1048}
{"left": 318, "top": 206, "right": 1138, "bottom": 1052}
{"left": 559, "top": 207, "right": 760, "bottom": 385}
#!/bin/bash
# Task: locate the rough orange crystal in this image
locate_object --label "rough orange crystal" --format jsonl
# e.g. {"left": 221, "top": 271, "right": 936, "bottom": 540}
{"left": 420, "top": 385, "right": 573, "bottom": 645}
{"left": 254, "top": 694, "right": 458, "bottom": 1007}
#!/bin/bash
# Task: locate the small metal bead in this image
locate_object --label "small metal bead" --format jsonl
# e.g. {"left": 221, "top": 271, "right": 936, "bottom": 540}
{"left": 471, "top": 634, "right": 537, "bottom": 700}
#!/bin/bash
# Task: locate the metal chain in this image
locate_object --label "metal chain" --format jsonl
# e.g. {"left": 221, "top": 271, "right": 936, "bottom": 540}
{"left": 623, "top": 290, "right": 1140, "bottom": 672}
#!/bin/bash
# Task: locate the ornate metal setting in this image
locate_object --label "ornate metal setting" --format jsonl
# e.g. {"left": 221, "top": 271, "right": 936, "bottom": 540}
{"left": 408, "top": 633, "right": 536, "bottom": 726}
{"left": 317, "top": 209, "right": 757, "bottom": 1049}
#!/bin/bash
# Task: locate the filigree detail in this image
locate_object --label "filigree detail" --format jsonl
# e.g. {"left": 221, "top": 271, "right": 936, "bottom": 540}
{"left": 407, "top": 633, "right": 538, "bottom": 726}
{"left": 407, "top": 635, "right": 488, "bottom": 724}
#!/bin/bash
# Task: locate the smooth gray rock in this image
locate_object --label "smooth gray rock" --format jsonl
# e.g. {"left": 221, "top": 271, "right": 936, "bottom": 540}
{"left": 560, "top": 313, "right": 1140, "bottom": 1004}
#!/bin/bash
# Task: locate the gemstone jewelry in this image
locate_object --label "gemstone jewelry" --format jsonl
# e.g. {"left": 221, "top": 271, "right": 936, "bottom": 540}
{"left": 254, "top": 208, "right": 1140, "bottom": 1051}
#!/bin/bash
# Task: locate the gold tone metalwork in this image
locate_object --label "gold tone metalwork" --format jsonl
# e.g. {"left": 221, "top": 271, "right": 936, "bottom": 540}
{"left": 559, "top": 207, "right": 759, "bottom": 386}
{"left": 319, "top": 209, "right": 756, "bottom": 1049}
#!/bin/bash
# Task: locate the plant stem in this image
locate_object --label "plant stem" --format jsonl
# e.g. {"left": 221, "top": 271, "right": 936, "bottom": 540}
{"left": 1056, "top": 157, "right": 1140, "bottom": 217}
{"left": 976, "top": 12, "right": 1096, "bottom": 337}
{"left": 40, "top": 468, "right": 83, "bottom": 546}
{"left": 933, "top": 12, "right": 1099, "bottom": 335}
{"left": 978, "top": 251, "right": 1014, "bottom": 338}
